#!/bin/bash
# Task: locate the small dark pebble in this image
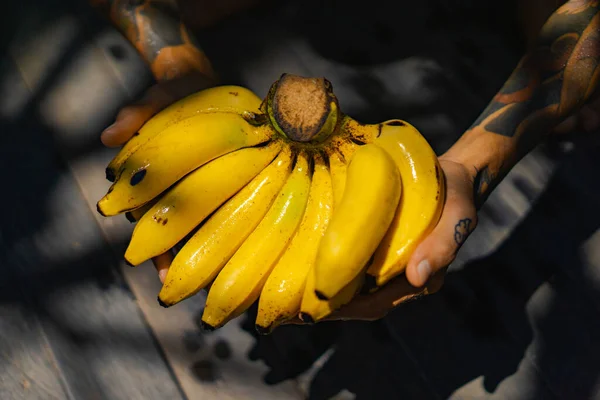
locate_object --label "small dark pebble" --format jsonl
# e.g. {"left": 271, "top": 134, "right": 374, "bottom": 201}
{"left": 213, "top": 339, "right": 232, "bottom": 359}
{"left": 190, "top": 360, "right": 218, "bottom": 382}
{"left": 182, "top": 331, "right": 204, "bottom": 353}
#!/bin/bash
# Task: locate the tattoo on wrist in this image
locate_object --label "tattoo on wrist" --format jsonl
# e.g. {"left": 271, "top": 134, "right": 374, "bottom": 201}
{"left": 454, "top": 218, "right": 473, "bottom": 248}
{"left": 473, "top": 164, "right": 499, "bottom": 208}
{"left": 464, "top": 0, "right": 600, "bottom": 206}
{"left": 470, "top": 1, "right": 600, "bottom": 143}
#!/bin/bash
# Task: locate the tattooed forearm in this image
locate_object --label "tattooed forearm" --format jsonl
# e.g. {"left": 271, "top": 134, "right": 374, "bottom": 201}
{"left": 449, "top": 0, "right": 600, "bottom": 206}
{"left": 472, "top": 165, "right": 501, "bottom": 209}
{"left": 90, "top": 0, "right": 214, "bottom": 82}
{"left": 470, "top": 1, "right": 600, "bottom": 139}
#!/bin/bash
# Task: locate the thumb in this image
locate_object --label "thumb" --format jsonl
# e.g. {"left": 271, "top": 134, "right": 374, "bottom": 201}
{"left": 405, "top": 161, "right": 477, "bottom": 287}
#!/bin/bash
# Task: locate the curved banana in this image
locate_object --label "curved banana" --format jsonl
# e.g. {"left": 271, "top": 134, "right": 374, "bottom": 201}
{"left": 313, "top": 143, "right": 402, "bottom": 300}
{"left": 97, "top": 112, "right": 273, "bottom": 216}
{"left": 158, "top": 148, "right": 294, "bottom": 307}
{"left": 106, "top": 85, "right": 262, "bottom": 181}
{"left": 297, "top": 146, "right": 365, "bottom": 323}
{"left": 367, "top": 120, "right": 445, "bottom": 287}
{"left": 300, "top": 266, "right": 364, "bottom": 323}
{"left": 256, "top": 153, "right": 333, "bottom": 333}
{"left": 201, "top": 151, "right": 312, "bottom": 330}
{"left": 125, "top": 141, "right": 282, "bottom": 265}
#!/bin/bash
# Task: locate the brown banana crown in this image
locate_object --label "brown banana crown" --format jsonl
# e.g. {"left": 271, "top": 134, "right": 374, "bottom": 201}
{"left": 262, "top": 73, "right": 341, "bottom": 144}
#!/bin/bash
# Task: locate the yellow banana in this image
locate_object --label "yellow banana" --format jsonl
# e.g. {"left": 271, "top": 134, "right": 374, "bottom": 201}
{"left": 97, "top": 112, "right": 273, "bottom": 216}
{"left": 124, "top": 141, "right": 282, "bottom": 266}
{"left": 313, "top": 143, "right": 402, "bottom": 300}
{"left": 201, "top": 151, "right": 312, "bottom": 330}
{"left": 158, "top": 148, "right": 294, "bottom": 307}
{"left": 328, "top": 152, "right": 347, "bottom": 209}
{"left": 106, "top": 85, "right": 262, "bottom": 181}
{"left": 367, "top": 120, "right": 445, "bottom": 287}
{"left": 298, "top": 147, "right": 362, "bottom": 324}
{"left": 256, "top": 153, "right": 333, "bottom": 333}
{"left": 300, "top": 265, "right": 364, "bottom": 323}
{"left": 327, "top": 138, "right": 356, "bottom": 208}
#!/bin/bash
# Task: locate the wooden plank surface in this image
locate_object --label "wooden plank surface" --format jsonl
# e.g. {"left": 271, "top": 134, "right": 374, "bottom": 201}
{"left": 1, "top": 0, "right": 600, "bottom": 398}
{"left": 0, "top": 4, "right": 186, "bottom": 399}
{"left": 47, "top": 6, "right": 306, "bottom": 400}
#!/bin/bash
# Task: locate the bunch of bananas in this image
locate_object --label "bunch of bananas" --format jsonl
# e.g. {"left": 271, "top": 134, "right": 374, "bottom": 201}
{"left": 97, "top": 74, "right": 445, "bottom": 333}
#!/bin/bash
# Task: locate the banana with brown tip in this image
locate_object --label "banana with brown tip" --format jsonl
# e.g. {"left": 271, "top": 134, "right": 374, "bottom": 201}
{"left": 125, "top": 141, "right": 282, "bottom": 265}
{"left": 367, "top": 120, "right": 445, "bottom": 287}
{"left": 158, "top": 148, "right": 294, "bottom": 307}
{"left": 313, "top": 143, "right": 402, "bottom": 300}
{"left": 201, "top": 151, "right": 312, "bottom": 330}
{"left": 255, "top": 153, "right": 333, "bottom": 333}
{"left": 106, "top": 85, "right": 262, "bottom": 181}
{"left": 97, "top": 112, "right": 273, "bottom": 217}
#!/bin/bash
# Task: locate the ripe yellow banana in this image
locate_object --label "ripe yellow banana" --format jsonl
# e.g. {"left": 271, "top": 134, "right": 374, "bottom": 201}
{"left": 97, "top": 73, "right": 447, "bottom": 330}
{"left": 158, "top": 148, "right": 294, "bottom": 307}
{"left": 367, "top": 120, "right": 445, "bottom": 287}
{"left": 328, "top": 152, "right": 348, "bottom": 209}
{"left": 97, "top": 112, "right": 273, "bottom": 216}
{"left": 255, "top": 153, "right": 333, "bottom": 333}
{"left": 202, "top": 151, "right": 312, "bottom": 330}
{"left": 124, "top": 141, "right": 282, "bottom": 266}
{"left": 299, "top": 146, "right": 363, "bottom": 323}
{"left": 300, "top": 265, "right": 364, "bottom": 323}
{"left": 313, "top": 143, "right": 402, "bottom": 300}
{"left": 106, "top": 85, "right": 262, "bottom": 181}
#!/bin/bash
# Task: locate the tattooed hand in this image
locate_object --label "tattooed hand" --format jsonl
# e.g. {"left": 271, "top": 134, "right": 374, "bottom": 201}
{"left": 302, "top": 0, "right": 600, "bottom": 322}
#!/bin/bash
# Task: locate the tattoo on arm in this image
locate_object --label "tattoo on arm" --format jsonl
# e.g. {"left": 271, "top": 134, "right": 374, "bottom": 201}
{"left": 468, "top": 0, "right": 600, "bottom": 205}
{"left": 90, "top": 0, "right": 214, "bottom": 81}
{"left": 473, "top": 165, "right": 499, "bottom": 209}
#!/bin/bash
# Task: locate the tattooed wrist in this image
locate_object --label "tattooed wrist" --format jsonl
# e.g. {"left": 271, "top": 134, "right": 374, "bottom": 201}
{"left": 469, "top": 1, "right": 600, "bottom": 142}
{"left": 472, "top": 164, "right": 502, "bottom": 209}
{"left": 448, "top": 0, "right": 600, "bottom": 208}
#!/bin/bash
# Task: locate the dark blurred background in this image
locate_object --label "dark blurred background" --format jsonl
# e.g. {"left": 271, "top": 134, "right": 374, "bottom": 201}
{"left": 0, "top": 0, "right": 599, "bottom": 399}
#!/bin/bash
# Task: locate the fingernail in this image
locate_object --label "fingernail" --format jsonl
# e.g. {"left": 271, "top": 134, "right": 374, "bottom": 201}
{"left": 417, "top": 259, "right": 432, "bottom": 285}
{"left": 158, "top": 268, "right": 168, "bottom": 283}
{"left": 103, "top": 122, "right": 117, "bottom": 133}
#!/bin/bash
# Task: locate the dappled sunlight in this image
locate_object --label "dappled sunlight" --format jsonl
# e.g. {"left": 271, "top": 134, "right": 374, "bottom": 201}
{"left": 1, "top": 0, "right": 600, "bottom": 399}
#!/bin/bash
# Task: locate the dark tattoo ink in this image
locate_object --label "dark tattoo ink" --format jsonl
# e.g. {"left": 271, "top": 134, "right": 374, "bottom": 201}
{"left": 469, "top": 1, "right": 600, "bottom": 140}
{"left": 473, "top": 165, "right": 498, "bottom": 209}
{"left": 468, "top": 0, "right": 600, "bottom": 205}
{"left": 454, "top": 218, "right": 473, "bottom": 247}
